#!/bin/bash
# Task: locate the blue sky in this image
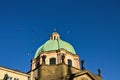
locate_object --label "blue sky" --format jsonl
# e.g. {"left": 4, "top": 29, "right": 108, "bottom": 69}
{"left": 0, "top": 0, "right": 120, "bottom": 80}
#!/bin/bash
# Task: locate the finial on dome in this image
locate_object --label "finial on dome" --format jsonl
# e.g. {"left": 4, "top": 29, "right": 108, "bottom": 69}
{"left": 53, "top": 27, "right": 56, "bottom": 32}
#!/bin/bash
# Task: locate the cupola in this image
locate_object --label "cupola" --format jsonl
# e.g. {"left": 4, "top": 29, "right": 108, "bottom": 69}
{"left": 50, "top": 32, "right": 60, "bottom": 40}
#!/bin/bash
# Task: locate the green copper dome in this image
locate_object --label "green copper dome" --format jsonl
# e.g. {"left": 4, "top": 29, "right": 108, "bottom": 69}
{"left": 34, "top": 32, "right": 76, "bottom": 58}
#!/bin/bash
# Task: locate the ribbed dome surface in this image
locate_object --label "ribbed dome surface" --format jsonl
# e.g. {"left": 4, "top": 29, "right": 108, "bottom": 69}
{"left": 34, "top": 39, "right": 76, "bottom": 58}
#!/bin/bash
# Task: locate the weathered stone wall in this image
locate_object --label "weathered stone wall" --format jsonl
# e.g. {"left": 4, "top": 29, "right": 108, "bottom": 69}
{"left": 38, "top": 64, "right": 80, "bottom": 80}
{"left": 39, "top": 64, "right": 63, "bottom": 80}
{"left": 30, "top": 64, "right": 102, "bottom": 80}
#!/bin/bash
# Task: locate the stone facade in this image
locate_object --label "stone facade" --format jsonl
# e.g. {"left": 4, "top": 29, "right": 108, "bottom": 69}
{"left": 30, "top": 63, "right": 102, "bottom": 80}
{"left": 0, "top": 66, "right": 29, "bottom": 80}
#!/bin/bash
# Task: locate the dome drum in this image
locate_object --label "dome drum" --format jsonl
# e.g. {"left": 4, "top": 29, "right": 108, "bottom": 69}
{"left": 31, "top": 50, "right": 80, "bottom": 70}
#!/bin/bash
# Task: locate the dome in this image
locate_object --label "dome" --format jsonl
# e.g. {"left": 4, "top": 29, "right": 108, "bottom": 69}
{"left": 34, "top": 32, "right": 76, "bottom": 58}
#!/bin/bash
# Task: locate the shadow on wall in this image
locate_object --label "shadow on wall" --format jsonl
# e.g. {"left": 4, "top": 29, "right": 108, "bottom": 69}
{"left": 67, "top": 66, "right": 75, "bottom": 80}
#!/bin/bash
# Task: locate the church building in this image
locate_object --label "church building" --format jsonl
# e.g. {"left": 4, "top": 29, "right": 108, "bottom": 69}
{"left": 0, "top": 31, "right": 102, "bottom": 80}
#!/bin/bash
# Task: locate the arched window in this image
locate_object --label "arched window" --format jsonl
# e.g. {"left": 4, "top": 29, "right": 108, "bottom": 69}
{"left": 35, "top": 62, "right": 39, "bottom": 68}
{"left": 50, "top": 58, "right": 56, "bottom": 65}
{"left": 68, "top": 59, "right": 72, "bottom": 66}
{"left": 54, "top": 36, "right": 56, "bottom": 40}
